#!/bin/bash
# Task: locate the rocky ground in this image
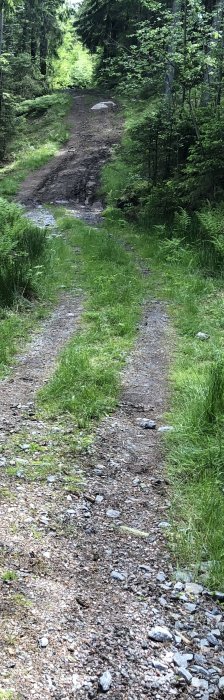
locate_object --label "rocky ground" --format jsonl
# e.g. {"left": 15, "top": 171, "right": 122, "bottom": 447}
{"left": 0, "top": 93, "right": 223, "bottom": 699}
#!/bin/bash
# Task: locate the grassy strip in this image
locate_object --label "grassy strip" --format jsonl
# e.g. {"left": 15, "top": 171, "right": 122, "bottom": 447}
{"left": 0, "top": 93, "right": 71, "bottom": 198}
{"left": 39, "top": 204, "right": 224, "bottom": 587}
{"left": 40, "top": 213, "right": 144, "bottom": 427}
{"left": 0, "top": 221, "right": 78, "bottom": 377}
{"left": 100, "top": 205, "right": 224, "bottom": 589}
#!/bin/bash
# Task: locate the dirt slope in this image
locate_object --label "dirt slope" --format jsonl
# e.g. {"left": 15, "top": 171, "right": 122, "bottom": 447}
{"left": 18, "top": 93, "right": 122, "bottom": 206}
{"left": 0, "top": 93, "right": 223, "bottom": 700}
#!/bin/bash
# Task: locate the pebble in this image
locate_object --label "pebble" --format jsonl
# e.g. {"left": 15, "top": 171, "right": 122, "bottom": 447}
{"left": 95, "top": 495, "right": 104, "bottom": 504}
{"left": 191, "top": 678, "right": 208, "bottom": 690}
{"left": 158, "top": 426, "right": 174, "bottom": 433}
{"left": 195, "top": 332, "right": 210, "bottom": 340}
{"left": 156, "top": 572, "right": 166, "bottom": 583}
{"left": 174, "top": 581, "right": 184, "bottom": 592}
{"left": 178, "top": 668, "right": 192, "bottom": 684}
{"left": 199, "top": 638, "right": 209, "bottom": 648}
{"left": 184, "top": 603, "right": 197, "bottom": 613}
{"left": 219, "top": 677, "right": 224, "bottom": 691}
{"left": 99, "top": 670, "right": 112, "bottom": 692}
{"left": 207, "top": 633, "right": 218, "bottom": 647}
{"left": 0, "top": 457, "right": 6, "bottom": 467}
{"left": 190, "top": 666, "right": 209, "bottom": 678}
{"left": 148, "top": 626, "right": 173, "bottom": 642}
{"left": 158, "top": 521, "right": 170, "bottom": 528}
{"left": 106, "top": 508, "right": 120, "bottom": 518}
{"left": 185, "top": 582, "right": 203, "bottom": 595}
{"left": 47, "top": 475, "right": 57, "bottom": 483}
{"left": 111, "top": 570, "right": 126, "bottom": 582}
{"left": 39, "top": 637, "right": 49, "bottom": 648}
{"left": 173, "top": 652, "right": 193, "bottom": 668}
{"left": 140, "top": 419, "right": 156, "bottom": 429}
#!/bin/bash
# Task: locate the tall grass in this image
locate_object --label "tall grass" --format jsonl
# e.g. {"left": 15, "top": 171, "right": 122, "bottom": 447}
{"left": 40, "top": 214, "right": 143, "bottom": 426}
{"left": 0, "top": 198, "right": 46, "bottom": 307}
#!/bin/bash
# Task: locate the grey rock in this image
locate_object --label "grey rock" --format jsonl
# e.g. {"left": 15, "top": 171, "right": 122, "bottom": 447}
{"left": 178, "top": 668, "right": 192, "bottom": 684}
{"left": 158, "top": 425, "right": 174, "bottom": 433}
{"left": 207, "top": 633, "right": 218, "bottom": 647}
{"left": 95, "top": 495, "right": 104, "bottom": 504}
{"left": 140, "top": 419, "right": 156, "bottom": 430}
{"left": 20, "top": 443, "right": 30, "bottom": 451}
{"left": 190, "top": 666, "right": 209, "bottom": 678}
{"left": 39, "top": 636, "right": 49, "bottom": 648}
{"left": 196, "top": 332, "right": 210, "bottom": 341}
{"left": 111, "top": 570, "right": 125, "bottom": 582}
{"left": 199, "top": 638, "right": 209, "bottom": 648}
{"left": 174, "top": 581, "right": 184, "bottom": 591}
{"left": 91, "top": 101, "right": 116, "bottom": 112}
{"left": 192, "top": 678, "right": 208, "bottom": 690}
{"left": 106, "top": 508, "right": 120, "bottom": 518}
{"left": 16, "top": 470, "right": 24, "bottom": 478}
{"left": 185, "top": 582, "right": 203, "bottom": 595}
{"left": 184, "top": 602, "right": 197, "bottom": 613}
{"left": 148, "top": 625, "right": 173, "bottom": 642}
{"left": 194, "top": 654, "right": 206, "bottom": 665}
{"left": 94, "top": 467, "right": 105, "bottom": 476}
{"left": 219, "top": 677, "right": 224, "bottom": 692}
{"left": 0, "top": 457, "right": 6, "bottom": 467}
{"left": 211, "top": 591, "right": 224, "bottom": 602}
{"left": 99, "top": 670, "right": 112, "bottom": 692}
{"left": 156, "top": 571, "right": 166, "bottom": 583}
{"left": 47, "top": 475, "right": 57, "bottom": 483}
{"left": 152, "top": 660, "right": 168, "bottom": 672}
{"left": 173, "top": 652, "right": 193, "bottom": 668}
{"left": 158, "top": 521, "right": 170, "bottom": 528}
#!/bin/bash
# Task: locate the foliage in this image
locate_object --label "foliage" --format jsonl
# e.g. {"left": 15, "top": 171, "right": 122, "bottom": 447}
{"left": 52, "top": 18, "right": 93, "bottom": 89}
{"left": 0, "top": 92, "right": 71, "bottom": 196}
{"left": 78, "top": 0, "right": 224, "bottom": 217}
{"left": 0, "top": 198, "right": 46, "bottom": 306}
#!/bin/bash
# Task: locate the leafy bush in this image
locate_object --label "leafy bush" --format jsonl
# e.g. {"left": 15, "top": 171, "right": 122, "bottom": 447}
{"left": 0, "top": 198, "right": 47, "bottom": 307}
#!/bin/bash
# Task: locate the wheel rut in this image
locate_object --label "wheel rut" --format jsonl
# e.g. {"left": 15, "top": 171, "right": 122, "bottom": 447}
{"left": 0, "top": 93, "right": 223, "bottom": 700}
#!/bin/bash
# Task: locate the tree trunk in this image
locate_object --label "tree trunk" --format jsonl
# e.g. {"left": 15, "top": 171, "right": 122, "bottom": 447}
{"left": 40, "top": 27, "right": 48, "bottom": 76}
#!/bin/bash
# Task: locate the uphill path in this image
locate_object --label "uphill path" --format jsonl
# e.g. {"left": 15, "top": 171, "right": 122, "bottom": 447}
{"left": 0, "top": 93, "right": 223, "bottom": 700}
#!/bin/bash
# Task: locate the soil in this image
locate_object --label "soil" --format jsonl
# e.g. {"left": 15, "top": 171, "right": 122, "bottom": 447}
{"left": 0, "top": 93, "right": 223, "bottom": 700}
{"left": 18, "top": 92, "right": 122, "bottom": 212}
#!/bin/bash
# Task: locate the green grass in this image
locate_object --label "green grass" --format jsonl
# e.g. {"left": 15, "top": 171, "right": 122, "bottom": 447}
{"left": 100, "top": 196, "right": 224, "bottom": 588}
{"left": 0, "top": 93, "right": 71, "bottom": 198}
{"left": 0, "top": 199, "right": 79, "bottom": 377}
{"left": 40, "top": 213, "right": 144, "bottom": 427}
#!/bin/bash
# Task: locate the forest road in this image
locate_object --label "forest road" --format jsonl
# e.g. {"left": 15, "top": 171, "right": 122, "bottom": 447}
{"left": 18, "top": 91, "right": 123, "bottom": 222}
{"left": 0, "top": 92, "right": 223, "bottom": 700}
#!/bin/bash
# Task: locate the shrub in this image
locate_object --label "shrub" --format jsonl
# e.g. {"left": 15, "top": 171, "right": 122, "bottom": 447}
{"left": 0, "top": 198, "right": 46, "bottom": 307}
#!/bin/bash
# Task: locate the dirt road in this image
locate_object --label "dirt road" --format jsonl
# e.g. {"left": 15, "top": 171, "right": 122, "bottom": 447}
{"left": 0, "top": 93, "right": 223, "bottom": 700}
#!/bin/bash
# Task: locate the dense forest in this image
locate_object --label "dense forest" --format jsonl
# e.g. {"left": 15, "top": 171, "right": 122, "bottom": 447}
{"left": 76, "top": 0, "right": 224, "bottom": 268}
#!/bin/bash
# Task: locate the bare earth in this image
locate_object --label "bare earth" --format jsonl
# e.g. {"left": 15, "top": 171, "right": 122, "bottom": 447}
{"left": 0, "top": 94, "right": 223, "bottom": 700}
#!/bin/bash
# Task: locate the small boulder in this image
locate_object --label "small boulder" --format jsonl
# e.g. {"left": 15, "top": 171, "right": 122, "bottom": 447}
{"left": 148, "top": 625, "right": 173, "bottom": 642}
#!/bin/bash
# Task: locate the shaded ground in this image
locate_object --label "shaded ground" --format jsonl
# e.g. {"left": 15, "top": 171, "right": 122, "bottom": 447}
{"left": 0, "top": 93, "right": 223, "bottom": 699}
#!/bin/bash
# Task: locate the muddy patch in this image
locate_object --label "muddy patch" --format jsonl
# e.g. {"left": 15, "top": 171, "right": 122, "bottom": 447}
{"left": 19, "top": 94, "right": 122, "bottom": 208}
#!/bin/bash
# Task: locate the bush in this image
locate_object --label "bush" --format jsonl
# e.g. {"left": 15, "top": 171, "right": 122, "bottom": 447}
{"left": 0, "top": 198, "right": 47, "bottom": 306}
